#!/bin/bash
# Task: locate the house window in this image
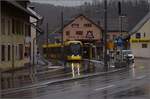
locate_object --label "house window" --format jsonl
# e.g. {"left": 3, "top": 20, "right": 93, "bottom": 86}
{"left": 16, "top": 46, "right": 18, "bottom": 59}
{"left": 25, "top": 47, "right": 30, "bottom": 57}
{"left": 15, "top": 20, "right": 19, "bottom": 35}
{"left": 12, "top": 19, "right": 23, "bottom": 35}
{"left": 71, "top": 23, "right": 79, "bottom": 28}
{"left": 8, "top": 45, "right": 11, "bottom": 61}
{"left": 12, "top": 19, "right": 15, "bottom": 34}
{"left": 20, "top": 22, "right": 24, "bottom": 35}
{"left": 16, "top": 20, "right": 23, "bottom": 35}
{"left": 1, "top": 18, "right": 5, "bottom": 35}
{"left": 143, "top": 33, "right": 146, "bottom": 37}
{"left": 66, "top": 31, "right": 70, "bottom": 36}
{"left": 76, "top": 31, "right": 83, "bottom": 35}
{"left": 84, "top": 23, "right": 92, "bottom": 27}
{"left": 113, "top": 35, "right": 116, "bottom": 40}
{"left": 19, "top": 44, "right": 23, "bottom": 60}
{"left": 8, "top": 20, "right": 10, "bottom": 35}
{"left": 25, "top": 24, "right": 30, "bottom": 36}
{"left": 21, "top": 23, "right": 24, "bottom": 35}
{"left": 142, "top": 44, "right": 148, "bottom": 48}
{"left": 136, "top": 33, "right": 141, "bottom": 39}
{"left": 1, "top": 45, "right": 5, "bottom": 61}
{"left": 107, "top": 34, "right": 110, "bottom": 39}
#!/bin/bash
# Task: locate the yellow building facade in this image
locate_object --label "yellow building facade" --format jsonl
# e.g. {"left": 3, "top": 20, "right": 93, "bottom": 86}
{"left": 130, "top": 12, "right": 150, "bottom": 58}
{"left": 0, "top": 1, "right": 32, "bottom": 71}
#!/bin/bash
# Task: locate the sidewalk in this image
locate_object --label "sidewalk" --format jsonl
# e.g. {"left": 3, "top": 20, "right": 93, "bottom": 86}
{"left": 1, "top": 58, "right": 64, "bottom": 90}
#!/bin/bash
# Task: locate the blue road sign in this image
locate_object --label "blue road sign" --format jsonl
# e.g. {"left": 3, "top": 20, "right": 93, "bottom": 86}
{"left": 116, "top": 37, "right": 124, "bottom": 47}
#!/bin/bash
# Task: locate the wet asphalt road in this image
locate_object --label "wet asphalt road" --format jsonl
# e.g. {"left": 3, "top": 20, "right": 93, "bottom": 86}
{"left": 2, "top": 58, "right": 150, "bottom": 99}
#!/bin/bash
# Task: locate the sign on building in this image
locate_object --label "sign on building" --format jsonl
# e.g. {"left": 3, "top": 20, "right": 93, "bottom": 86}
{"left": 86, "top": 31, "right": 94, "bottom": 39}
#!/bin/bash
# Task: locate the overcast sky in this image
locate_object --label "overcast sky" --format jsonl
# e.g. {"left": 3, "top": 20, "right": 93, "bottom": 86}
{"left": 31, "top": 0, "right": 93, "bottom": 6}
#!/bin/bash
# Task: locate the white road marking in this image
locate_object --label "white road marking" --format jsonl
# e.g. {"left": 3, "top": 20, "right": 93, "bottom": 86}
{"left": 94, "top": 85, "right": 115, "bottom": 91}
{"left": 135, "top": 75, "right": 146, "bottom": 80}
{"left": 84, "top": 59, "right": 104, "bottom": 64}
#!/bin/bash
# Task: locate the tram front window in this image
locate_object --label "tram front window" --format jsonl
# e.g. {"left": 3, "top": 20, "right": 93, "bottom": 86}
{"left": 69, "top": 44, "right": 81, "bottom": 56}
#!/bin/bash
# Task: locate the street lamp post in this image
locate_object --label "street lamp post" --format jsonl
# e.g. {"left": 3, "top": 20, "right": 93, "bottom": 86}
{"left": 104, "top": 0, "right": 108, "bottom": 71}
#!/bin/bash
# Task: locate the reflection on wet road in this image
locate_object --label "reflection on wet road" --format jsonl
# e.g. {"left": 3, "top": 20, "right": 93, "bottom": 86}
{"left": 2, "top": 58, "right": 150, "bottom": 99}
{"left": 36, "top": 60, "right": 104, "bottom": 82}
{"left": 64, "top": 60, "right": 104, "bottom": 78}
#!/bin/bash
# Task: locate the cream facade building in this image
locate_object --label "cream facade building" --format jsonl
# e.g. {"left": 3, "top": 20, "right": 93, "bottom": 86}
{"left": 130, "top": 12, "right": 150, "bottom": 58}
{"left": 63, "top": 14, "right": 103, "bottom": 43}
{"left": 61, "top": 14, "right": 103, "bottom": 59}
{"left": 0, "top": 1, "right": 37, "bottom": 71}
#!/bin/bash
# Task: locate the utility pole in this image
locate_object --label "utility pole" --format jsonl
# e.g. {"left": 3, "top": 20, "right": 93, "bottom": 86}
{"left": 118, "top": 1, "right": 123, "bottom": 36}
{"left": 104, "top": 0, "right": 108, "bottom": 71}
{"left": 61, "top": 11, "right": 64, "bottom": 64}
{"left": 46, "top": 23, "right": 49, "bottom": 59}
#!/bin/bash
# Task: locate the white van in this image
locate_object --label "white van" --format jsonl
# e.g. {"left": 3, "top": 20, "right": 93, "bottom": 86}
{"left": 122, "top": 50, "right": 134, "bottom": 63}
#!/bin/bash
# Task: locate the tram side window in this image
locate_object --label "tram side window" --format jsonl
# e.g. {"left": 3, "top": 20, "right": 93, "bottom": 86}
{"left": 65, "top": 46, "right": 70, "bottom": 55}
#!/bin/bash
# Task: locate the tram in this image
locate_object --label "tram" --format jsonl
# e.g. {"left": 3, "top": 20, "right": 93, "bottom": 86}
{"left": 42, "top": 41, "right": 83, "bottom": 61}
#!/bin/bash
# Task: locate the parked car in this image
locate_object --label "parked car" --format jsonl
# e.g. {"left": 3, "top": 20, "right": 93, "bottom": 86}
{"left": 122, "top": 50, "right": 135, "bottom": 63}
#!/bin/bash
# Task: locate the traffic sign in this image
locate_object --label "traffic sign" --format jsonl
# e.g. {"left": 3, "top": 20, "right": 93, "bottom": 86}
{"left": 116, "top": 37, "right": 124, "bottom": 47}
{"left": 86, "top": 31, "right": 94, "bottom": 39}
{"left": 107, "top": 41, "right": 114, "bottom": 49}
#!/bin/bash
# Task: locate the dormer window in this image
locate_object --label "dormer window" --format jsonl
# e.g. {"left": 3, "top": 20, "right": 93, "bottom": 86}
{"left": 84, "top": 23, "right": 92, "bottom": 27}
{"left": 136, "top": 33, "right": 141, "bottom": 39}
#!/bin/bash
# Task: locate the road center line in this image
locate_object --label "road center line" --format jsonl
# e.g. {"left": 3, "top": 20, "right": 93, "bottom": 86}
{"left": 94, "top": 85, "right": 115, "bottom": 91}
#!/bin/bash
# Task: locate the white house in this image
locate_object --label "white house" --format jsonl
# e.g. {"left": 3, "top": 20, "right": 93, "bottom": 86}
{"left": 130, "top": 11, "right": 150, "bottom": 58}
